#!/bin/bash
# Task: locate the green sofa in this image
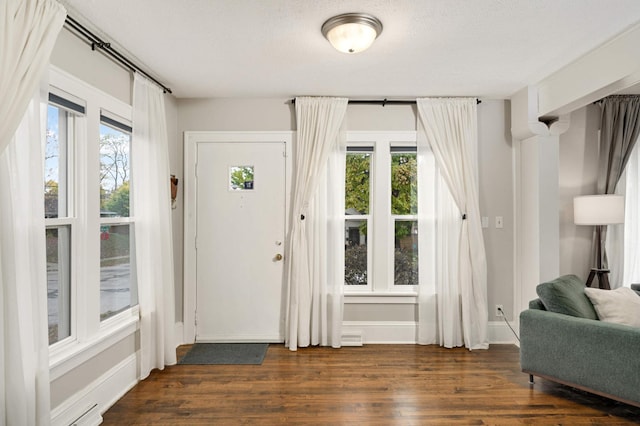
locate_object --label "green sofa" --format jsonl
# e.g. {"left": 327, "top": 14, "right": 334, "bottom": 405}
{"left": 519, "top": 275, "right": 640, "bottom": 408}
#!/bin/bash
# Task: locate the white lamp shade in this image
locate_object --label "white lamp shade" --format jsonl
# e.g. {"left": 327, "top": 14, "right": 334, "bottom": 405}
{"left": 574, "top": 194, "right": 625, "bottom": 225}
{"left": 325, "top": 22, "right": 378, "bottom": 53}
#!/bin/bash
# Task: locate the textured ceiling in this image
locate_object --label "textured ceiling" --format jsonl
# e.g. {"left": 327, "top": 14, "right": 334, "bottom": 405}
{"left": 60, "top": 0, "right": 640, "bottom": 99}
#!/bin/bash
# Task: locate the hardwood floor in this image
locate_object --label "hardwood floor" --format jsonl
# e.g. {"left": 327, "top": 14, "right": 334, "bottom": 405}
{"left": 102, "top": 344, "right": 640, "bottom": 425}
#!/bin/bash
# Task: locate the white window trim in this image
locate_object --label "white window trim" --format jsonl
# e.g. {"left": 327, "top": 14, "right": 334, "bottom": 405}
{"left": 47, "top": 65, "right": 138, "bottom": 377}
{"left": 49, "top": 306, "right": 139, "bottom": 380}
{"left": 344, "top": 131, "right": 424, "bottom": 299}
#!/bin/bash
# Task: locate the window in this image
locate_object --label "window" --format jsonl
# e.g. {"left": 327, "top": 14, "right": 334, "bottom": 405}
{"left": 46, "top": 68, "right": 138, "bottom": 375}
{"left": 391, "top": 149, "right": 418, "bottom": 285}
{"left": 344, "top": 132, "right": 432, "bottom": 294}
{"left": 45, "top": 97, "right": 80, "bottom": 345}
{"left": 345, "top": 149, "right": 371, "bottom": 286}
{"left": 99, "top": 117, "right": 136, "bottom": 321}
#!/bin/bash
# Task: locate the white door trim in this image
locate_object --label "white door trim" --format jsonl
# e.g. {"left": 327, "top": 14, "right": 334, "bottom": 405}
{"left": 183, "top": 131, "right": 293, "bottom": 344}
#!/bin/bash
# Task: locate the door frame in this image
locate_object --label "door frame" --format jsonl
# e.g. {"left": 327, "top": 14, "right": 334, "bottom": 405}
{"left": 183, "top": 131, "right": 293, "bottom": 344}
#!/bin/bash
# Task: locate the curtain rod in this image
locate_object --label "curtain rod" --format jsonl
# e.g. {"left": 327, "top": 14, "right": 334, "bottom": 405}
{"left": 290, "top": 98, "right": 481, "bottom": 106}
{"left": 64, "top": 15, "right": 173, "bottom": 94}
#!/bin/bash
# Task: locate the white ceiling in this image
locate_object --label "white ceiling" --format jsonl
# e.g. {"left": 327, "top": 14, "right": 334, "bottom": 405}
{"left": 60, "top": 0, "right": 640, "bottom": 100}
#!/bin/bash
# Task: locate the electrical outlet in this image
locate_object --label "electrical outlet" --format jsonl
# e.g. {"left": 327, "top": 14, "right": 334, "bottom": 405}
{"left": 496, "top": 304, "right": 504, "bottom": 317}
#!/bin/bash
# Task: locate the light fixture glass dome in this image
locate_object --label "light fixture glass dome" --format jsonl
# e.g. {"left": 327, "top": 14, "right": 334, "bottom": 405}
{"left": 321, "top": 13, "right": 383, "bottom": 54}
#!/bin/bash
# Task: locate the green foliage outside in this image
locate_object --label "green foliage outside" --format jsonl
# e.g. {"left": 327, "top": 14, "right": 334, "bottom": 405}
{"left": 345, "top": 152, "right": 417, "bottom": 217}
{"left": 344, "top": 152, "right": 419, "bottom": 285}
{"left": 230, "top": 166, "right": 254, "bottom": 190}
{"left": 102, "top": 181, "right": 130, "bottom": 216}
{"left": 345, "top": 243, "right": 418, "bottom": 286}
{"left": 100, "top": 129, "right": 130, "bottom": 217}
{"left": 345, "top": 154, "right": 370, "bottom": 214}
{"left": 394, "top": 247, "right": 419, "bottom": 285}
{"left": 391, "top": 153, "right": 417, "bottom": 215}
{"left": 345, "top": 244, "right": 367, "bottom": 285}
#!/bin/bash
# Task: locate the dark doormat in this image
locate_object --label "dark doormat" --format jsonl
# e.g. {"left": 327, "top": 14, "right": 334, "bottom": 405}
{"left": 178, "top": 343, "right": 268, "bottom": 365}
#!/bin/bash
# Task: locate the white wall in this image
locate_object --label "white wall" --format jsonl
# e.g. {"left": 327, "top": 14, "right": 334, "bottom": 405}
{"left": 177, "top": 98, "right": 515, "bottom": 328}
{"left": 51, "top": 28, "right": 131, "bottom": 105}
{"left": 558, "top": 105, "right": 600, "bottom": 280}
{"left": 478, "top": 101, "right": 515, "bottom": 321}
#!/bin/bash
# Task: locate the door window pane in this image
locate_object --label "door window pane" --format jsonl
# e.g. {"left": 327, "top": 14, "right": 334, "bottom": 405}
{"left": 345, "top": 219, "right": 368, "bottom": 285}
{"left": 391, "top": 152, "right": 417, "bottom": 215}
{"left": 47, "top": 226, "right": 71, "bottom": 344}
{"left": 100, "top": 224, "right": 137, "bottom": 320}
{"left": 229, "top": 165, "right": 254, "bottom": 190}
{"left": 394, "top": 220, "right": 418, "bottom": 285}
{"left": 345, "top": 153, "right": 371, "bottom": 215}
{"left": 100, "top": 123, "right": 130, "bottom": 217}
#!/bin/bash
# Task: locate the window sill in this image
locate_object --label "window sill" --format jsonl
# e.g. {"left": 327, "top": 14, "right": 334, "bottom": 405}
{"left": 344, "top": 292, "right": 418, "bottom": 304}
{"left": 49, "top": 306, "right": 139, "bottom": 381}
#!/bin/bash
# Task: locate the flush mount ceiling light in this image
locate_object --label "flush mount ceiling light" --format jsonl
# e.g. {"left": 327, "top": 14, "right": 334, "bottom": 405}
{"left": 321, "top": 13, "right": 383, "bottom": 54}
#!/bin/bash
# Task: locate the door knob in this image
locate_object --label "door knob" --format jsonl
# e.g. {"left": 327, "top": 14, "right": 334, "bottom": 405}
{"left": 275, "top": 253, "right": 283, "bottom": 261}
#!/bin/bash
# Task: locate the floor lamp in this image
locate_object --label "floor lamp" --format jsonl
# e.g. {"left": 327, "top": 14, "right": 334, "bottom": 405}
{"left": 574, "top": 194, "right": 625, "bottom": 290}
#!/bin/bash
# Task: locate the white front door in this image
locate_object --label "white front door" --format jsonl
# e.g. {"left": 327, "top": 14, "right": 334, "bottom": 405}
{"left": 195, "top": 141, "right": 286, "bottom": 342}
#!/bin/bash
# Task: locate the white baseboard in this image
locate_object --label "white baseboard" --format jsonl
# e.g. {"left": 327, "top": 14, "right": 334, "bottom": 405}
{"left": 341, "top": 321, "right": 520, "bottom": 346}
{"left": 51, "top": 353, "right": 138, "bottom": 426}
{"left": 488, "top": 320, "right": 519, "bottom": 345}
{"left": 195, "top": 334, "right": 283, "bottom": 343}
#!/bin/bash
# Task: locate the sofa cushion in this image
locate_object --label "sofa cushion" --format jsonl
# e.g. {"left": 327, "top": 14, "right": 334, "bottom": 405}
{"left": 536, "top": 275, "right": 598, "bottom": 320}
{"left": 584, "top": 287, "right": 640, "bottom": 328}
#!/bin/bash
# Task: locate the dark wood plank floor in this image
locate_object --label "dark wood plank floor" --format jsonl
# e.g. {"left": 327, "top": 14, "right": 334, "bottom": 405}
{"left": 102, "top": 344, "right": 640, "bottom": 425}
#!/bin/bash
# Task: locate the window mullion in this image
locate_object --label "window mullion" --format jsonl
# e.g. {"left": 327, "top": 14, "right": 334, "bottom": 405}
{"left": 373, "top": 139, "right": 391, "bottom": 292}
{"left": 80, "top": 106, "right": 102, "bottom": 340}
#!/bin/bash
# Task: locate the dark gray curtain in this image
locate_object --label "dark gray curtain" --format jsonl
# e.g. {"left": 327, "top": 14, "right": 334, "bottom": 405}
{"left": 597, "top": 95, "right": 640, "bottom": 195}
{"left": 594, "top": 95, "right": 640, "bottom": 272}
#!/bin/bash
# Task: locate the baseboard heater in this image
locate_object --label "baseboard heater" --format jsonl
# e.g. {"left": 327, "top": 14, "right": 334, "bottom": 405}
{"left": 69, "top": 403, "right": 101, "bottom": 426}
{"left": 341, "top": 331, "right": 363, "bottom": 346}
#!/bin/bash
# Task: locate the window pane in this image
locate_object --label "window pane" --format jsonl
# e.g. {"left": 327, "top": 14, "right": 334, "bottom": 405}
{"left": 100, "top": 123, "right": 130, "bottom": 217}
{"left": 100, "top": 224, "right": 137, "bottom": 320}
{"left": 229, "top": 165, "right": 254, "bottom": 190}
{"left": 345, "top": 219, "right": 368, "bottom": 285}
{"left": 391, "top": 153, "right": 417, "bottom": 215}
{"left": 45, "top": 104, "right": 69, "bottom": 218}
{"left": 394, "top": 220, "right": 418, "bottom": 285}
{"left": 345, "top": 153, "right": 371, "bottom": 215}
{"left": 47, "top": 226, "right": 71, "bottom": 344}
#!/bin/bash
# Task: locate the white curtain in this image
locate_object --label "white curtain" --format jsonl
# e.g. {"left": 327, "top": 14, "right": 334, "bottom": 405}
{"left": 604, "top": 176, "right": 626, "bottom": 288}
{"left": 285, "top": 97, "right": 347, "bottom": 350}
{"left": 0, "top": 89, "right": 50, "bottom": 426}
{"left": 622, "top": 144, "right": 640, "bottom": 286}
{"left": 307, "top": 137, "right": 346, "bottom": 347}
{"left": 132, "top": 74, "right": 176, "bottom": 378}
{"left": 417, "top": 98, "right": 488, "bottom": 350}
{"left": 0, "top": 0, "right": 65, "bottom": 153}
{"left": 0, "top": 1, "right": 65, "bottom": 424}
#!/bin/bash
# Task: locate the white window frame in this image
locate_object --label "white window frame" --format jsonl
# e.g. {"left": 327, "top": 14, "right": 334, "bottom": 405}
{"left": 344, "top": 131, "right": 433, "bottom": 300}
{"left": 45, "top": 99, "right": 76, "bottom": 346}
{"left": 47, "top": 66, "right": 139, "bottom": 381}
{"left": 98, "top": 115, "right": 137, "bottom": 322}
{"left": 345, "top": 143, "right": 374, "bottom": 292}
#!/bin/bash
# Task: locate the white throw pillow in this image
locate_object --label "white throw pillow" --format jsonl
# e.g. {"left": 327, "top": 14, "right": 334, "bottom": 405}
{"left": 584, "top": 287, "right": 640, "bottom": 328}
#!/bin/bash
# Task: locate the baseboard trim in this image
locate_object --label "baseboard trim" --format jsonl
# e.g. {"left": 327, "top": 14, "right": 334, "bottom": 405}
{"left": 195, "top": 334, "right": 283, "bottom": 343}
{"left": 51, "top": 353, "right": 138, "bottom": 426}
{"left": 488, "top": 320, "right": 519, "bottom": 345}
